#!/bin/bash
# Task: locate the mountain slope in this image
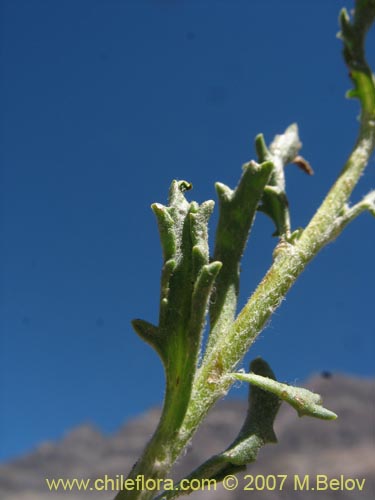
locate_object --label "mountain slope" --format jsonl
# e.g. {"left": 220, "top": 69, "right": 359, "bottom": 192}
{"left": 1, "top": 373, "right": 374, "bottom": 499}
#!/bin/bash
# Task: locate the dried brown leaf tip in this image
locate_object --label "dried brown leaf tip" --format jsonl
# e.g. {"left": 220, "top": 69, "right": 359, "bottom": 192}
{"left": 292, "top": 155, "right": 314, "bottom": 175}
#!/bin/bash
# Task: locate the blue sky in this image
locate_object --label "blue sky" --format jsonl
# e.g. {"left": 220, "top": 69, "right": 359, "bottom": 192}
{"left": 1, "top": 0, "right": 374, "bottom": 462}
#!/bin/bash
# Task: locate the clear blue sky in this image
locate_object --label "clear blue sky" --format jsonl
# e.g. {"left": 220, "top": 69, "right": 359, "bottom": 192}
{"left": 1, "top": 0, "right": 374, "bottom": 462}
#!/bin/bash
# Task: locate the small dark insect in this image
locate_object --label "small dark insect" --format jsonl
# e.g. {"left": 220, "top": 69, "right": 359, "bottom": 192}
{"left": 321, "top": 371, "right": 333, "bottom": 379}
{"left": 179, "top": 181, "right": 193, "bottom": 192}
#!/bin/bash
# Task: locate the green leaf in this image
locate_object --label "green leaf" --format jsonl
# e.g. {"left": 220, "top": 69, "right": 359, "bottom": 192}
{"left": 338, "top": 2, "right": 375, "bottom": 117}
{"left": 232, "top": 371, "right": 337, "bottom": 420}
{"left": 134, "top": 180, "right": 221, "bottom": 436}
{"left": 205, "top": 160, "right": 273, "bottom": 357}
{"left": 256, "top": 124, "right": 310, "bottom": 238}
